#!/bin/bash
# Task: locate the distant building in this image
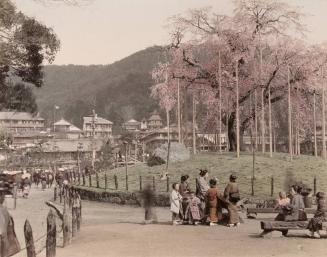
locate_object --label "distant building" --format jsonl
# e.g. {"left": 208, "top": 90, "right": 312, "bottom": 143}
{"left": 147, "top": 111, "right": 163, "bottom": 130}
{"left": 54, "top": 119, "right": 83, "bottom": 139}
{"left": 30, "top": 138, "right": 104, "bottom": 165}
{"left": 83, "top": 115, "right": 113, "bottom": 139}
{"left": 123, "top": 119, "right": 140, "bottom": 132}
{"left": 0, "top": 111, "right": 45, "bottom": 133}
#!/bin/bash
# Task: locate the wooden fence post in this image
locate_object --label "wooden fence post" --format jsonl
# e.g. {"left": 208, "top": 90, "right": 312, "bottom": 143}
{"left": 76, "top": 193, "right": 82, "bottom": 231}
{"left": 46, "top": 210, "right": 56, "bottom": 257}
{"left": 63, "top": 200, "right": 71, "bottom": 247}
{"left": 88, "top": 174, "right": 92, "bottom": 187}
{"left": 104, "top": 174, "right": 107, "bottom": 191}
{"left": 78, "top": 173, "right": 81, "bottom": 185}
{"left": 314, "top": 176, "right": 317, "bottom": 195}
{"left": 13, "top": 185, "right": 17, "bottom": 209}
{"left": 82, "top": 174, "right": 85, "bottom": 186}
{"left": 139, "top": 176, "right": 142, "bottom": 191}
{"left": 59, "top": 187, "right": 62, "bottom": 204}
{"left": 166, "top": 176, "right": 169, "bottom": 192}
{"left": 96, "top": 173, "right": 99, "bottom": 188}
{"left": 72, "top": 205, "right": 77, "bottom": 237}
{"left": 114, "top": 175, "right": 118, "bottom": 190}
{"left": 54, "top": 187, "right": 57, "bottom": 202}
{"left": 24, "top": 220, "right": 36, "bottom": 257}
{"left": 270, "top": 177, "right": 274, "bottom": 197}
{"left": 152, "top": 176, "right": 155, "bottom": 191}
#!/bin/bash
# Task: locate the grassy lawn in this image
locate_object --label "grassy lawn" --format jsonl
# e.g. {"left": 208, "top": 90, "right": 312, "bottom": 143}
{"left": 82, "top": 152, "right": 327, "bottom": 199}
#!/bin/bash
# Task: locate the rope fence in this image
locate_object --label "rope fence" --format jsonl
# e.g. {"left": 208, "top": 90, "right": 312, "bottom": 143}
{"left": 62, "top": 168, "right": 326, "bottom": 200}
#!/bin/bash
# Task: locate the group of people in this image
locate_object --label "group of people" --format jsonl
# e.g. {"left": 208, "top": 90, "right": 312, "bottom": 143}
{"left": 275, "top": 185, "right": 326, "bottom": 238}
{"left": 170, "top": 169, "right": 241, "bottom": 227}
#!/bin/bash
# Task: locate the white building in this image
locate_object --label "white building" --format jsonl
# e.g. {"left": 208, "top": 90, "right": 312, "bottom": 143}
{"left": 83, "top": 115, "right": 113, "bottom": 139}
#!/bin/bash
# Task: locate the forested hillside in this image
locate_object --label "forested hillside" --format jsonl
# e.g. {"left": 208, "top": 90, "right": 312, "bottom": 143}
{"left": 35, "top": 46, "right": 165, "bottom": 131}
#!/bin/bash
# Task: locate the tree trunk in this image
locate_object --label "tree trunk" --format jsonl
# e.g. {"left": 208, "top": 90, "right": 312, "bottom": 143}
{"left": 228, "top": 113, "right": 236, "bottom": 151}
{"left": 177, "top": 79, "right": 181, "bottom": 143}
{"left": 192, "top": 93, "right": 196, "bottom": 155}
{"left": 288, "top": 66, "right": 293, "bottom": 160}
{"left": 268, "top": 85, "right": 273, "bottom": 157}
{"left": 322, "top": 82, "right": 326, "bottom": 159}
{"left": 314, "top": 91, "right": 317, "bottom": 157}
{"left": 261, "top": 88, "right": 265, "bottom": 153}
{"left": 236, "top": 62, "right": 240, "bottom": 158}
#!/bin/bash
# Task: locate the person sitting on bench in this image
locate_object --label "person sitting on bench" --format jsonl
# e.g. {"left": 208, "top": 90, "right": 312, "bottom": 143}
{"left": 285, "top": 186, "right": 307, "bottom": 221}
{"left": 274, "top": 192, "right": 291, "bottom": 221}
{"left": 307, "top": 192, "right": 326, "bottom": 239}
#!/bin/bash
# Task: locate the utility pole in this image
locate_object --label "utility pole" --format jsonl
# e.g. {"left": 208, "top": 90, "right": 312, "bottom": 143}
{"left": 314, "top": 91, "right": 317, "bottom": 157}
{"left": 218, "top": 51, "right": 222, "bottom": 154}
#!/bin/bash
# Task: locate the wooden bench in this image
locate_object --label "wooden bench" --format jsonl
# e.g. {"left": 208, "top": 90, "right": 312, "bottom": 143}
{"left": 260, "top": 220, "right": 327, "bottom": 237}
{"left": 247, "top": 208, "right": 316, "bottom": 218}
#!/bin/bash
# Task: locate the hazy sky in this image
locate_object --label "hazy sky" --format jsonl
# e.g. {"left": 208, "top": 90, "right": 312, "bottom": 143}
{"left": 13, "top": 0, "right": 327, "bottom": 65}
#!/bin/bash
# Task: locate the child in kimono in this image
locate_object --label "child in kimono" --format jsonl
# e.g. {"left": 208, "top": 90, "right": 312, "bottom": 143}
{"left": 185, "top": 191, "right": 201, "bottom": 225}
{"left": 170, "top": 183, "right": 183, "bottom": 225}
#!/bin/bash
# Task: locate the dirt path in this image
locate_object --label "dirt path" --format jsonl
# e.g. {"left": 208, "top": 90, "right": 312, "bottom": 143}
{"left": 56, "top": 201, "right": 327, "bottom": 257}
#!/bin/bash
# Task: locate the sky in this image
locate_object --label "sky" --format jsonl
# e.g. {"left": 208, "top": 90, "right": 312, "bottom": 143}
{"left": 13, "top": 0, "right": 327, "bottom": 65}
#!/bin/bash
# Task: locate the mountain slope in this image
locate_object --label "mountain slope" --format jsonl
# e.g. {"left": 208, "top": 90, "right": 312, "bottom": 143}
{"left": 35, "top": 46, "right": 165, "bottom": 130}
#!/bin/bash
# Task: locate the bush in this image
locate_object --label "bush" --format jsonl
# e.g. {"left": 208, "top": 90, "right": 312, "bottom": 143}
{"left": 147, "top": 155, "right": 166, "bottom": 167}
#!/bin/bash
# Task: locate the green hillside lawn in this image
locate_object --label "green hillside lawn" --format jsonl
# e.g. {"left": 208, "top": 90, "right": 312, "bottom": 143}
{"left": 81, "top": 152, "right": 327, "bottom": 199}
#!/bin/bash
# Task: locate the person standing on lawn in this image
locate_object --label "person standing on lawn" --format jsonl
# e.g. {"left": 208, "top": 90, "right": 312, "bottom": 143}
{"left": 224, "top": 174, "right": 240, "bottom": 227}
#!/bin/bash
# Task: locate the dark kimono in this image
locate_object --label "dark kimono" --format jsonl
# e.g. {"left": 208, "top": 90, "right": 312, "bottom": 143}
{"left": 308, "top": 198, "right": 326, "bottom": 232}
{"left": 224, "top": 182, "right": 240, "bottom": 224}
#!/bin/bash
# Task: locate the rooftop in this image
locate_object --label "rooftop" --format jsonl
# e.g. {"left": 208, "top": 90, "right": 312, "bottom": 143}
{"left": 42, "top": 138, "right": 104, "bottom": 153}
{"left": 0, "top": 111, "right": 44, "bottom": 121}
{"left": 83, "top": 116, "right": 113, "bottom": 125}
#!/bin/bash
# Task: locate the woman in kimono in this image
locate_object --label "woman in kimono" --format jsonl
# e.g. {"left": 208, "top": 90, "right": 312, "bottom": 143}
{"left": 179, "top": 175, "right": 191, "bottom": 221}
{"left": 196, "top": 169, "right": 209, "bottom": 222}
{"left": 308, "top": 192, "right": 326, "bottom": 238}
{"left": 205, "top": 179, "right": 224, "bottom": 226}
{"left": 285, "top": 186, "right": 307, "bottom": 221}
{"left": 170, "top": 183, "right": 183, "bottom": 225}
{"left": 224, "top": 174, "right": 240, "bottom": 227}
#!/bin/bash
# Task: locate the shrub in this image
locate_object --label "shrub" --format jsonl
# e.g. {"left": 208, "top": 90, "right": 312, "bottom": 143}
{"left": 147, "top": 155, "right": 166, "bottom": 167}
